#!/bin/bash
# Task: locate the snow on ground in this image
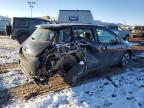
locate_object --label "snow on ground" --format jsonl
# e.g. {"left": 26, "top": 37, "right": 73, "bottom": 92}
{"left": 0, "top": 48, "right": 19, "bottom": 64}
{"left": 0, "top": 37, "right": 20, "bottom": 49}
{"left": 0, "top": 70, "right": 29, "bottom": 90}
{"left": 6, "top": 67, "right": 144, "bottom": 108}
{"left": 0, "top": 37, "right": 19, "bottom": 64}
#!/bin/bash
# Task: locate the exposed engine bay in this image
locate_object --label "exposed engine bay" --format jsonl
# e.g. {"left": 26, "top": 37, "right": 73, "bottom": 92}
{"left": 35, "top": 40, "right": 88, "bottom": 84}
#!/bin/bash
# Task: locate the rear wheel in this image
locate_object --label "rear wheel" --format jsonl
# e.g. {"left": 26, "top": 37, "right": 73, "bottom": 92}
{"left": 120, "top": 52, "right": 131, "bottom": 67}
{"left": 64, "top": 64, "right": 85, "bottom": 86}
{"left": 57, "top": 55, "right": 77, "bottom": 75}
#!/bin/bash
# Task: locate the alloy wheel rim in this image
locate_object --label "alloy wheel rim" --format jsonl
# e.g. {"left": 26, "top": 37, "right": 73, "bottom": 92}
{"left": 122, "top": 53, "right": 130, "bottom": 66}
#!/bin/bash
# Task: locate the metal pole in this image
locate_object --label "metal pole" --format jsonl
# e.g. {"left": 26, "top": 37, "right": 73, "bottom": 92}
{"left": 31, "top": 7, "right": 32, "bottom": 17}
{"left": 28, "top": 1, "right": 36, "bottom": 17}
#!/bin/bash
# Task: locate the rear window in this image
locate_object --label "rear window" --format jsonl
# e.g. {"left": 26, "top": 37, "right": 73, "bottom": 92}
{"left": 31, "top": 28, "right": 57, "bottom": 41}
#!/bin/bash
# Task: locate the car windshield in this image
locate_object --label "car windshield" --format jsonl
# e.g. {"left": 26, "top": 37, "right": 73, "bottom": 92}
{"left": 31, "top": 28, "right": 57, "bottom": 41}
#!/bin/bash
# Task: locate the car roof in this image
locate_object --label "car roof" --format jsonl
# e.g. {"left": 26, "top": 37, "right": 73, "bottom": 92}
{"left": 37, "top": 23, "right": 104, "bottom": 29}
{"left": 12, "top": 17, "right": 50, "bottom": 22}
{"left": 36, "top": 23, "right": 119, "bottom": 37}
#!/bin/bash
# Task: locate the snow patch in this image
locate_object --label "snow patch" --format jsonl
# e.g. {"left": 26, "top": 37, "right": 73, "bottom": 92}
{"left": 0, "top": 48, "right": 19, "bottom": 64}
{"left": 0, "top": 70, "right": 29, "bottom": 90}
{"left": 6, "top": 68, "right": 144, "bottom": 108}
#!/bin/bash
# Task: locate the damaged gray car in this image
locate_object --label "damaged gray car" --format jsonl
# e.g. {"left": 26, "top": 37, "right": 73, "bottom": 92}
{"left": 19, "top": 24, "right": 132, "bottom": 85}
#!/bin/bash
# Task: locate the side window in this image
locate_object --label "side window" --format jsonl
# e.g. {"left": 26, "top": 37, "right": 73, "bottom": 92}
{"left": 96, "top": 29, "right": 116, "bottom": 44}
{"left": 74, "top": 28, "right": 94, "bottom": 40}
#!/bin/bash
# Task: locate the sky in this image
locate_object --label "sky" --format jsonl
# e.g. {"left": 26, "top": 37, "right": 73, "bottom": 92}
{"left": 0, "top": 0, "right": 144, "bottom": 25}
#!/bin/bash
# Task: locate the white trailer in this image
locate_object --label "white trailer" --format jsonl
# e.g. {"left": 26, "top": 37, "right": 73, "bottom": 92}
{"left": 58, "top": 10, "right": 94, "bottom": 24}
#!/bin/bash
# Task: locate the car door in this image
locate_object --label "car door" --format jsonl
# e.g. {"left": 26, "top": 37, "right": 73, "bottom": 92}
{"left": 95, "top": 27, "right": 125, "bottom": 66}
{"left": 73, "top": 26, "right": 108, "bottom": 71}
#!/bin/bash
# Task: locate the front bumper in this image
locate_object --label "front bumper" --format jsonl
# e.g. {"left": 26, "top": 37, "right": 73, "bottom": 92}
{"left": 19, "top": 55, "right": 41, "bottom": 78}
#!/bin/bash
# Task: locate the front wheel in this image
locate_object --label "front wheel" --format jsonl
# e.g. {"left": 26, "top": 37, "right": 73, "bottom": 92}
{"left": 120, "top": 52, "right": 131, "bottom": 67}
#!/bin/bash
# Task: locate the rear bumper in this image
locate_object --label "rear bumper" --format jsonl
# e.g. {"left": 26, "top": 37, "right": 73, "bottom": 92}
{"left": 19, "top": 55, "right": 41, "bottom": 78}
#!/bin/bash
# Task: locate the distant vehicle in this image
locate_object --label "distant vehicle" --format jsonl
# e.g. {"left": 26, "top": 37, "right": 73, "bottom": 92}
{"left": 106, "top": 25, "right": 130, "bottom": 40}
{"left": 131, "top": 26, "right": 144, "bottom": 37}
{"left": 58, "top": 10, "right": 93, "bottom": 24}
{"left": 6, "top": 17, "right": 50, "bottom": 44}
{"left": 0, "top": 16, "right": 10, "bottom": 34}
{"left": 19, "top": 24, "right": 132, "bottom": 85}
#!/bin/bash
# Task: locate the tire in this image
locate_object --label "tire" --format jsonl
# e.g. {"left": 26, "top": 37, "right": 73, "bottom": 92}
{"left": 64, "top": 64, "right": 85, "bottom": 86}
{"left": 17, "top": 33, "right": 30, "bottom": 44}
{"left": 120, "top": 52, "right": 131, "bottom": 67}
{"left": 56, "top": 55, "right": 77, "bottom": 75}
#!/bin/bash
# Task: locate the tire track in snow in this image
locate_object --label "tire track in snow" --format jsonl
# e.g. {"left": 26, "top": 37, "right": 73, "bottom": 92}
{"left": 0, "top": 75, "right": 70, "bottom": 107}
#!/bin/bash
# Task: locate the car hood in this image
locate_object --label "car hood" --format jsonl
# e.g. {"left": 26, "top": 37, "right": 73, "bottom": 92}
{"left": 22, "top": 38, "right": 51, "bottom": 57}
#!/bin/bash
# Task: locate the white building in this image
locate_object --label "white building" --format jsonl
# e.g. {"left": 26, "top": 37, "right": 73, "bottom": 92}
{"left": 58, "top": 10, "right": 94, "bottom": 24}
{"left": 0, "top": 15, "right": 10, "bottom": 32}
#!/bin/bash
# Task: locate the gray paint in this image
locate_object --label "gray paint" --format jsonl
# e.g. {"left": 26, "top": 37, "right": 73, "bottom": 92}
{"left": 19, "top": 24, "right": 131, "bottom": 81}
